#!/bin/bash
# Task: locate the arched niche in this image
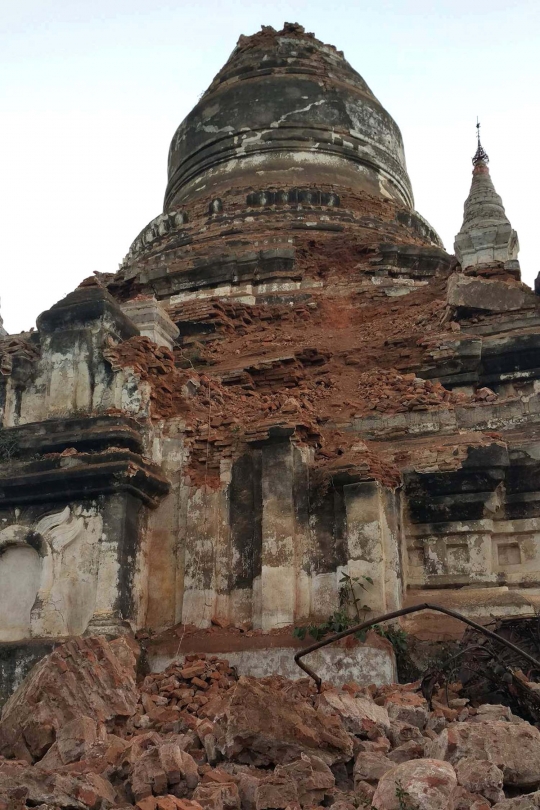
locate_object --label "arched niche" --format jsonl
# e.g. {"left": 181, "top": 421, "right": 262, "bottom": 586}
{"left": 0, "top": 526, "right": 43, "bottom": 641}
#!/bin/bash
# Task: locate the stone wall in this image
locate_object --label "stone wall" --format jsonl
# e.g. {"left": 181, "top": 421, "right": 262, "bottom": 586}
{"left": 0, "top": 285, "right": 169, "bottom": 646}
{"left": 144, "top": 437, "right": 403, "bottom": 632}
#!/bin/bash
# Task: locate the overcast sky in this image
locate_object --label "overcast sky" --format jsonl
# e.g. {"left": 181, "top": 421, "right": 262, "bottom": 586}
{"left": 1, "top": 0, "right": 539, "bottom": 334}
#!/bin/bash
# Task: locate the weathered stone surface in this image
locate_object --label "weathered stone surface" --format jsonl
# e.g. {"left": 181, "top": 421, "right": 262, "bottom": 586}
{"left": 236, "top": 773, "right": 259, "bottom": 810}
{"left": 193, "top": 782, "right": 240, "bottom": 810}
{"left": 0, "top": 636, "right": 139, "bottom": 762}
{"left": 492, "top": 792, "right": 540, "bottom": 808}
{"left": 159, "top": 744, "right": 200, "bottom": 789}
{"left": 427, "top": 721, "right": 540, "bottom": 788}
{"left": 0, "top": 759, "right": 117, "bottom": 809}
{"left": 357, "top": 736, "right": 392, "bottom": 755}
{"left": 274, "top": 752, "right": 334, "bottom": 806}
{"left": 56, "top": 716, "right": 103, "bottom": 765}
{"left": 238, "top": 772, "right": 297, "bottom": 810}
{"left": 214, "top": 677, "right": 353, "bottom": 765}
{"left": 385, "top": 691, "right": 429, "bottom": 730}
{"left": 331, "top": 800, "right": 357, "bottom": 810}
{"left": 129, "top": 738, "right": 200, "bottom": 801}
{"left": 151, "top": 644, "right": 397, "bottom": 690}
{"left": 454, "top": 156, "right": 519, "bottom": 268}
{"left": 372, "top": 758, "right": 457, "bottom": 810}
{"left": 317, "top": 690, "right": 391, "bottom": 735}
{"left": 453, "top": 786, "right": 491, "bottom": 810}
{"left": 468, "top": 704, "right": 515, "bottom": 723}
{"left": 447, "top": 273, "right": 536, "bottom": 312}
{"left": 387, "top": 720, "right": 425, "bottom": 748}
{"left": 165, "top": 24, "right": 415, "bottom": 209}
{"left": 122, "top": 296, "right": 180, "bottom": 350}
{"left": 110, "top": 634, "right": 140, "bottom": 672}
{"left": 354, "top": 781, "right": 376, "bottom": 805}
{"left": 353, "top": 751, "right": 394, "bottom": 784}
{"left": 387, "top": 740, "right": 425, "bottom": 763}
{"left": 145, "top": 800, "right": 202, "bottom": 810}
{"left": 455, "top": 757, "right": 504, "bottom": 803}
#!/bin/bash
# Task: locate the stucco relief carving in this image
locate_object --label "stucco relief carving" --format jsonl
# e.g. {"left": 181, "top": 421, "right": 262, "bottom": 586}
{"left": 0, "top": 506, "right": 103, "bottom": 641}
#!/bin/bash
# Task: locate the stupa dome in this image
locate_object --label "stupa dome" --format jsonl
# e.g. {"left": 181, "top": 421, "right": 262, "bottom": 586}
{"left": 165, "top": 23, "right": 414, "bottom": 210}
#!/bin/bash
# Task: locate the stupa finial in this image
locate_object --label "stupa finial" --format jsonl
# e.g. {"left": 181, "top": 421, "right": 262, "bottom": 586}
{"left": 473, "top": 118, "right": 489, "bottom": 165}
{"left": 455, "top": 119, "right": 519, "bottom": 268}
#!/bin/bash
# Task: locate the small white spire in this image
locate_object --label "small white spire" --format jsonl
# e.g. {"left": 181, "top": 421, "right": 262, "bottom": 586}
{"left": 454, "top": 125, "right": 519, "bottom": 269}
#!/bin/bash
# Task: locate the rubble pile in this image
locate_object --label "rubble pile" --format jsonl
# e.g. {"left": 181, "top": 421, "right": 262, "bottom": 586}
{"left": 103, "top": 337, "right": 193, "bottom": 420}
{"left": 354, "top": 369, "right": 469, "bottom": 416}
{"left": 3, "top": 637, "right": 540, "bottom": 809}
{"left": 99, "top": 310, "right": 506, "bottom": 491}
{"left": 313, "top": 436, "right": 402, "bottom": 490}
{"left": 133, "top": 656, "right": 239, "bottom": 730}
{"left": 101, "top": 255, "right": 515, "bottom": 501}
{"left": 98, "top": 263, "right": 506, "bottom": 494}
{"left": 168, "top": 299, "right": 314, "bottom": 348}
{"left": 0, "top": 334, "right": 39, "bottom": 377}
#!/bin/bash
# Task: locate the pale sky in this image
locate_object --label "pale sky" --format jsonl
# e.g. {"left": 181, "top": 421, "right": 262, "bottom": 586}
{"left": 1, "top": 0, "right": 539, "bottom": 334}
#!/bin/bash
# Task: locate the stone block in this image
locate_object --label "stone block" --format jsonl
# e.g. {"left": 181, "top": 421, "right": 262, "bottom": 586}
{"left": 316, "top": 690, "right": 391, "bottom": 735}
{"left": 385, "top": 691, "right": 429, "bottom": 729}
{"left": 193, "top": 783, "right": 240, "bottom": 810}
{"left": 455, "top": 757, "right": 504, "bottom": 803}
{"left": 447, "top": 274, "right": 537, "bottom": 313}
{"left": 56, "top": 715, "right": 101, "bottom": 764}
{"left": 122, "top": 297, "right": 180, "bottom": 350}
{"left": 427, "top": 721, "right": 540, "bottom": 788}
{"left": 0, "top": 636, "right": 138, "bottom": 762}
{"left": 372, "top": 758, "right": 457, "bottom": 809}
{"left": 214, "top": 675, "right": 353, "bottom": 766}
{"left": 353, "top": 751, "right": 394, "bottom": 784}
{"left": 275, "top": 752, "right": 334, "bottom": 806}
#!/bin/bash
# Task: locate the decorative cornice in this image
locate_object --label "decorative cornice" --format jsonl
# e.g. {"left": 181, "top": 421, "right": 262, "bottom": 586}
{"left": 0, "top": 415, "right": 169, "bottom": 508}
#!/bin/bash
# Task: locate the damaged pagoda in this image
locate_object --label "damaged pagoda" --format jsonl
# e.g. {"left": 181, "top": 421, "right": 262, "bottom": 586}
{"left": 1, "top": 23, "right": 539, "bottom": 700}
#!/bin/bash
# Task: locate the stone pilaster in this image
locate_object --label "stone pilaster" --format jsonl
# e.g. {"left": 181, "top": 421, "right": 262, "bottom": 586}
{"left": 343, "top": 481, "right": 403, "bottom": 616}
{"left": 259, "top": 438, "right": 296, "bottom": 630}
{"left": 181, "top": 485, "right": 222, "bottom": 628}
{"left": 145, "top": 427, "right": 187, "bottom": 630}
{"left": 228, "top": 451, "right": 262, "bottom": 625}
{"left": 87, "top": 492, "right": 143, "bottom": 635}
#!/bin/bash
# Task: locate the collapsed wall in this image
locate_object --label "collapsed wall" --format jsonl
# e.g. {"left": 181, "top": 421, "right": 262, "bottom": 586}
{"left": 2, "top": 635, "right": 540, "bottom": 809}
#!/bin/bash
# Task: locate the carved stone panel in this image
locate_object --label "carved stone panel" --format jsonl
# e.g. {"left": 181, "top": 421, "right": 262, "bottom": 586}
{"left": 0, "top": 505, "right": 103, "bottom": 641}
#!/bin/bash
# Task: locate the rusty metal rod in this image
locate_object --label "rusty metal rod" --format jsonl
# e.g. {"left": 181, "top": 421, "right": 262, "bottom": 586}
{"left": 293, "top": 602, "right": 540, "bottom": 690}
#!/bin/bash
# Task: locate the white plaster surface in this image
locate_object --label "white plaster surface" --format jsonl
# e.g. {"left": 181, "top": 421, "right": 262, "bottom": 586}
{"left": 0, "top": 506, "right": 104, "bottom": 641}
{"left": 149, "top": 642, "right": 397, "bottom": 686}
{"left": 0, "top": 545, "right": 41, "bottom": 641}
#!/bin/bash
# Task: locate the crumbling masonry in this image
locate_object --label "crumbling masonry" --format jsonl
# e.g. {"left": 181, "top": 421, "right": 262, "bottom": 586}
{"left": 1, "top": 23, "right": 539, "bottom": 697}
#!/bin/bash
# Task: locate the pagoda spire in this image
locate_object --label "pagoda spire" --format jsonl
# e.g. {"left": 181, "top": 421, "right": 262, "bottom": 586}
{"left": 473, "top": 118, "right": 489, "bottom": 166}
{"left": 454, "top": 123, "right": 519, "bottom": 270}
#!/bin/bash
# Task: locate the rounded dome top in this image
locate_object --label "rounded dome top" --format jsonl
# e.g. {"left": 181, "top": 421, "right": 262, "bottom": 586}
{"left": 164, "top": 23, "right": 414, "bottom": 210}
